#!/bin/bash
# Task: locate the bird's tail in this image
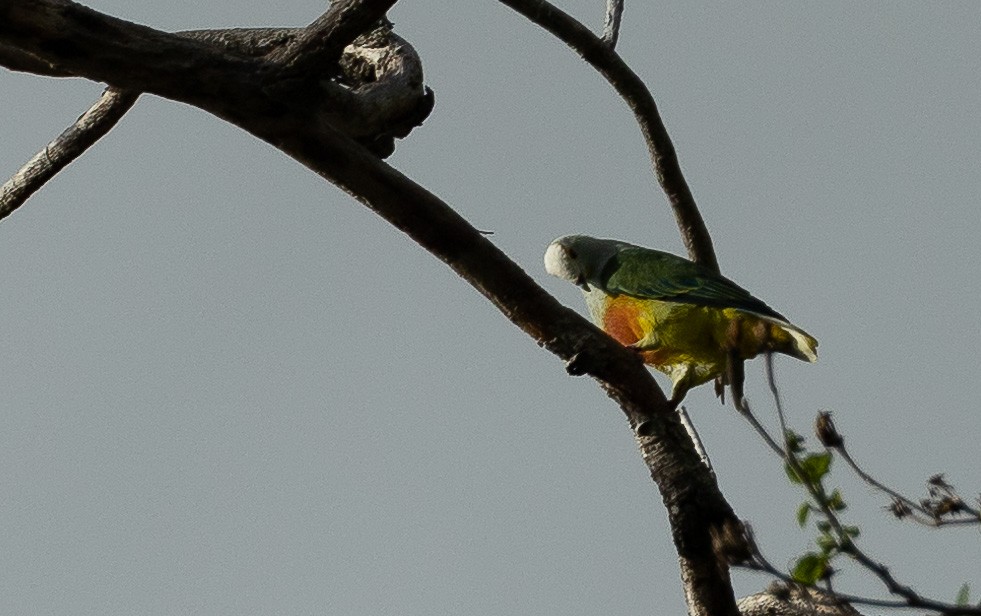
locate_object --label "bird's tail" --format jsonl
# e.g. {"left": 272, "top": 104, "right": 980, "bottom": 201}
{"left": 759, "top": 316, "right": 818, "bottom": 363}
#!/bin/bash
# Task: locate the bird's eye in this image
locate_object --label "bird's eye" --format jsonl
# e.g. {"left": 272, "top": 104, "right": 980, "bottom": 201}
{"left": 565, "top": 248, "right": 578, "bottom": 259}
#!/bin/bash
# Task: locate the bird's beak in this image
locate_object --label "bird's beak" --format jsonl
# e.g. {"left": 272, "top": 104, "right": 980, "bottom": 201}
{"left": 575, "top": 274, "right": 590, "bottom": 291}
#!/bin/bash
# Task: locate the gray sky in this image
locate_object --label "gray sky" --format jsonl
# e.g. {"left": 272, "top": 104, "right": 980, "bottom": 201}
{"left": 2, "top": 2, "right": 980, "bottom": 614}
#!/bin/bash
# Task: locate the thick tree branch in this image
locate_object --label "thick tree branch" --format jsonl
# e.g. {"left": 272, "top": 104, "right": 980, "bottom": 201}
{"left": 0, "top": 2, "right": 266, "bottom": 104}
{"left": 0, "top": 2, "right": 429, "bottom": 151}
{"left": 497, "top": 0, "right": 719, "bottom": 273}
{"left": 1, "top": 3, "right": 431, "bottom": 214}
{"left": 252, "top": 118, "right": 743, "bottom": 616}
{"left": 0, "top": 42, "right": 74, "bottom": 77}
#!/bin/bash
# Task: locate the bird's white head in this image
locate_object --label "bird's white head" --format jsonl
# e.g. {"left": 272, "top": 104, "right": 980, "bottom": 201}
{"left": 544, "top": 235, "right": 624, "bottom": 291}
{"left": 544, "top": 237, "right": 588, "bottom": 289}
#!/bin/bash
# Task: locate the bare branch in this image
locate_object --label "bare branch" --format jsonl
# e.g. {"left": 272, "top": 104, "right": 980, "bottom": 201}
{"left": 678, "top": 405, "right": 714, "bottom": 475}
{"left": 182, "top": 27, "right": 301, "bottom": 57}
{"left": 178, "top": 24, "right": 431, "bottom": 154}
{"left": 0, "top": 87, "right": 138, "bottom": 221}
{"left": 248, "top": 120, "right": 742, "bottom": 616}
{"left": 738, "top": 401, "right": 786, "bottom": 458}
{"left": 497, "top": 0, "right": 719, "bottom": 272}
{"left": 601, "top": 0, "right": 624, "bottom": 48}
{"left": 0, "top": 42, "right": 74, "bottom": 77}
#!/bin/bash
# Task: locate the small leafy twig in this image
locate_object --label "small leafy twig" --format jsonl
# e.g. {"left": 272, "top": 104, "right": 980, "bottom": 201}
{"left": 742, "top": 357, "right": 981, "bottom": 614}
{"left": 742, "top": 532, "right": 939, "bottom": 612}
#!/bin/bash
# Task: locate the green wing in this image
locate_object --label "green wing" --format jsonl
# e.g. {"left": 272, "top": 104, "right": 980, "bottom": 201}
{"left": 600, "top": 246, "right": 786, "bottom": 320}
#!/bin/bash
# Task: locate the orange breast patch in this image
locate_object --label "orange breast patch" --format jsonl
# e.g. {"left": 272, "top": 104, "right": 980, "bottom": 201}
{"left": 601, "top": 297, "right": 646, "bottom": 346}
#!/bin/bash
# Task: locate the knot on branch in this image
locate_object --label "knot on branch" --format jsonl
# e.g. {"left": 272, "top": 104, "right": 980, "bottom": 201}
{"left": 191, "top": 22, "right": 434, "bottom": 158}
{"left": 335, "top": 21, "right": 434, "bottom": 156}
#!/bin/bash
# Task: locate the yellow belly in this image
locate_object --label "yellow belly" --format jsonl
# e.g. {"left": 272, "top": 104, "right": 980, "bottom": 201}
{"left": 584, "top": 291, "right": 801, "bottom": 389}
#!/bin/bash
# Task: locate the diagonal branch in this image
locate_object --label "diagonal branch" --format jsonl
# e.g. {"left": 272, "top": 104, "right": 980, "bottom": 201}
{"left": 602, "top": 0, "right": 624, "bottom": 48}
{"left": 250, "top": 118, "right": 744, "bottom": 616}
{"left": 0, "top": 87, "right": 138, "bottom": 221}
{"left": 497, "top": 0, "right": 719, "bottom": 273}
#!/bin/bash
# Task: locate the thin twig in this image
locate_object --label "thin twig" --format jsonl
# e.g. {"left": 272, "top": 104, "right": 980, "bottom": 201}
{"left": 737, "top": 400, "right": 785, "bottom": 459}
{"left": 678, "top": 405, "right": 714, "bottom": 476}
{"left": 601, "top": 0, "right": 623, "bottom": 48}
{"left": 0, "top": 87, "right": 138, "bottom": 221}
{"left": 837, "top": 443, "right": 980, "bottom": 526}
{"left": 497, "top": 0, "right": 719, "bottom": 272}
{"left": 764, "top": 354, "right": 789, "bottom": 441}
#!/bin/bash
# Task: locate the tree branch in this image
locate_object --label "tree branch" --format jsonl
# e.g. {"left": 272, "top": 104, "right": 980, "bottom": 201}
{"left": 265, "top": 0, "right": 396, "bottom": 70}
{"left": 0, "top": 87, "right": 138, "bottom": 221}
{"left": 602, "top": 0, "right": 624, "bottom": 48}
{"left": 1, "top": 3, "right": 431, "bottom": 216}
{"left": 0, "top": 1, "right": 430, "bottom": 152}
{"left": 0, "top": 1, "right": 264, "bottom": 103}
{"left": 497, "top": 0, "right": 719, "bottom": 272}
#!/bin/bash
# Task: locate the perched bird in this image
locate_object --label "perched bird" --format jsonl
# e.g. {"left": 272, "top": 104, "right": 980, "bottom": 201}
{"left": 544, "top": 235, "right": 817, "bottom": 406}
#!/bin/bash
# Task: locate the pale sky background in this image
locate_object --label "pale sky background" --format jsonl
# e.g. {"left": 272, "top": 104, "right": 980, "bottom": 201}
{"left": 2, "top": 2, "right": 980, "bottom": 615}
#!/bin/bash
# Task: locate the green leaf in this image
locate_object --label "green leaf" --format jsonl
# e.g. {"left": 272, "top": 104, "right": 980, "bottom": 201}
{"left": 842, "top": 525, "right": 861, "bottom": 538}
{"left": 796, "top": 502, "right": 811, "bottom": 527}
{"left": 816, "top": 520, "right": 831, "bottom": 533}
{"left": 956, "top": 582, "right": 970, "bottom": 607}
{"left": 827, "top": 489, "right": 847, "bottom": 511}
{"left": 791, "top": 552, "right": 827, "bottom": 584}
{"left": 816, "top": 533, "right": 838, "bottom": 554}
{"left": 784, "top": 461, "right": 803, "bottom": 485}
{"left": 784, "top": 430, "right": 805, "bottom": 453}
{"left": 800, "top": 452, "right": 833, "bottom": 483}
